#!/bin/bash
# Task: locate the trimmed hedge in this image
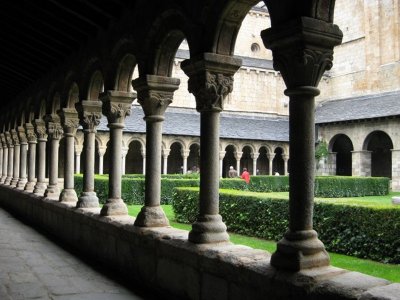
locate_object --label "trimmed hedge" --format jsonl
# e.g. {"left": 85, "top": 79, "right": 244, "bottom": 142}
{"left": 172, "top": 188, "right": 400, "bottom": 263}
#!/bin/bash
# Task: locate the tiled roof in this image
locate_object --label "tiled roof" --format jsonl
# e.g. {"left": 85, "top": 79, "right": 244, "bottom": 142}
{"left": 315, "top": 90, "right": 400, "bottom": 124}
{"left": 98, "top": 106, "right": 289, "bottom": 142}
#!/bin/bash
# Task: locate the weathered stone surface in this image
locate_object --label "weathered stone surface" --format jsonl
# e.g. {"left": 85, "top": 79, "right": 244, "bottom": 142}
{"left": 360, "top": 283, "right": 400, "bottom": 300}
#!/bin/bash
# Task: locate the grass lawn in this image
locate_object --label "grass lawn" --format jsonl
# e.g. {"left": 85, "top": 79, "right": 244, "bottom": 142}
{"left": 127, "top": 203, "right": 400, "bottom": 282}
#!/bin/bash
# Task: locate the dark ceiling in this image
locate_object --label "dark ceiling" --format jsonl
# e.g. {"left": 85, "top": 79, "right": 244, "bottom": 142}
{"left": 0, "top": 0, "right": 133, "bottom": 102}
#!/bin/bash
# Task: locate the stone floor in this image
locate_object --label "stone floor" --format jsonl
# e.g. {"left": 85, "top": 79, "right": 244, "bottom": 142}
{"left": 0, "top": 207, "right": 157, "bottom": 300}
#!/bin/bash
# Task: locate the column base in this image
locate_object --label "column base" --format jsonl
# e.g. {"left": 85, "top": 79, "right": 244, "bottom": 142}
{"left": 76, "top": 192, "right": 99, "bottom": 208}
{"left": 188, "top": 214, "right": 229, "bottom": 244}
{"left": 134, "top": 206, "right": 169, "bottom": 227}
{"left": 4, "top": 176, "right": 12, "bottom": 185}
{"left": 24, "top": 181, "right": 36, "bottom": 192}
{"left": 10, "top": 178, "right": 19, "bottom": 187}
{"left": 16, "top": 179, "right": 27, "bottom": 190}
{"left": 59, "top": 188, "right": 78, "bottom": 203}
{"left": 33, "top": 182, "right": 47, "bottom": 195}
{"left": 44, "top": 185, "right": 60, "bottom": 198}
{"left": 100, "top": 199, "right": 128, "bottom": 216}
{"left": 270, "top": 229, "right": 330, "bottom": 271}
{"left": 0, "top": 176, "right": 6, "bottom": 184}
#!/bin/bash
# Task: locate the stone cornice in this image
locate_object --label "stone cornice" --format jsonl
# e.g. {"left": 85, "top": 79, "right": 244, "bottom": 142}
{"left": 132, "top": 75, "right": 180, "bottom": 121}
{"left": 181, "top": 53, "right": 241, "bottom": 112}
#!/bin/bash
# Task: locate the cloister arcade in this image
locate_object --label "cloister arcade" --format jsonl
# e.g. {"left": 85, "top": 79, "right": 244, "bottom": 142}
{"left": 0, "top": 0, "right": 397, "bottom": 299}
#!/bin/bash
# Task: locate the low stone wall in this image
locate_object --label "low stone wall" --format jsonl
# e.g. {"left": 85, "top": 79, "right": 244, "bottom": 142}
{"left": 0, "top": 185, "right": 398, "bottom": 300}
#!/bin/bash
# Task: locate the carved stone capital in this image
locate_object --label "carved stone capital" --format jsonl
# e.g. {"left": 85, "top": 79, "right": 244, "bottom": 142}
{"left": 17, "top": 126, "right": 28, "bottom": 144}
{"left": 100, "top": 91, "right": 136, "bottom": 125}
{"left": 24, "top": 123, "right": 37, "bottom": 143}
{"left": 11, "top": 129, "right": 20, "bottom": 146}
{"left": 76, "top": 100, "right": 103, "bottom": 132}
{"left": 261, "top": 17, "right": 343, "bottom": 88}
{"left": 0, "top": 133, "right": 6, "bottom": 147}
{"left": 132, "top": 75, "right": 180, "bottom": 121}
{"left": 47, "top": 121, "right": 64, "bottom": 140}
{"left": 5, "top": 131, "right": 14, "bottom": 147}
{"left": 58, "top": 108, "right": 79, "bottom": 135}
{"left": 181, "top": 53, "right": 241, "bottom": 112}
{"left": 33, "top": 119, "right": 48, "bottom": 141}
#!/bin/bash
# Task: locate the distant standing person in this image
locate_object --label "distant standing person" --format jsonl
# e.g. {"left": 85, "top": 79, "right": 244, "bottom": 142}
{"left": 241, "top": 168, "right": 250, "bottom": 184}
{"left": 228, "top": 166, "right": 238, "bottom": 178}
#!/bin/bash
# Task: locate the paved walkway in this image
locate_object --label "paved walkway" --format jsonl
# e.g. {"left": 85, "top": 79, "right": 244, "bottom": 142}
{"left": 0, "top": 207, "right": 156, "bottom": 300}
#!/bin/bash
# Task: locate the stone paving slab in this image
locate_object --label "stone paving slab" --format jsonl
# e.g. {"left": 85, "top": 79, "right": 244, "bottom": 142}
{"left": 0, "top": 207, "right": 154, "bottom": 300}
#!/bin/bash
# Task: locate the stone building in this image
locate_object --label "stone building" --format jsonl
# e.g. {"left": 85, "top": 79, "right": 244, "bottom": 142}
{"left": 0, "top": 1, "right": 398, "bottom": 299}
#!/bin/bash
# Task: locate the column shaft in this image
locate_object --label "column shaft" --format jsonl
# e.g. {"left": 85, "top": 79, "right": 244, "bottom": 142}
{"left": 163, "top": 154, "right": 168, "bottom": 174}
{"left": 75, "top": 153, "right": 81, "bottom": 173}
{"left": 59, "top": 132, "right": 78, "bottom": 203}
{"left": 45, "top": 138, "right": 60, "bottom": 197}
{"left": 11, "top": 144, "right": 20, "bottom": 187}
{"left": 25, "top": 142, "right": 36, "bottom": 191}
{"left": 17, "top": 143, "right": 28, "bottom": 189}
{"left": 109, "top": 126, "right": 122, "bottom": 199}
{"left": 5, "top": 145, "right": 14, "bottom": 185}
{"left": 99, "top": 155, "right": 104, "bottom": 175}
{"left": 1, "top": 147, "right": 8, "bottom": 183}
{"left": 33, "top": 139, "right": 47, "bottom": 194}
{"left": 0, "top": 147, "right": 3, "bottom": 181}
{"left": 145, "top": 121, "right": 162, "bottom": 206}
{"left": 183, "top": 156, "right": 188, "bottom": 174}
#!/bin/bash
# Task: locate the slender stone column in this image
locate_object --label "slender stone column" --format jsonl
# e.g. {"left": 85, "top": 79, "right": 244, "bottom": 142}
{"left": 182, "top": 53, "right": 241, "bottom": 243}
{"left": 0, "top": 134, "right": 8, "bottom": 183}
{"left": 59, "top": 108, "right": 79, "bottom": 203}
{"left": 267, "top": 153, "right": 275, "bottom": 175}
{"left": 16, "top": 126, "right": 28, "bottom": 189}
{"left": 328, "top": 152, "right": 337, "bottom": 175}
{"left": 76, "top": 100, "right": 102, "bottom": 208}
{"left": 33, "top": 119, "right": 48, "bottom": 195}
{"left": 162, "top": 149, "right": 170, "bottom": 175}
{"left": 98, "top": 147, "right": 106, "bottom": 175}
{"left": 141, "top": 150, "right": 146, "bottom": 175}
{"left": 44, "top": 117, "right": 63, "bottom": 198}
{"left": 10, "top": 129, "right": 20, "bottom": 187}
{"left": 352, "top": 150, "right": 371, "bottom": 176}
{"left": 391, "top": 149, "right": 400, "bottom": 191}
{"left": 262, "top": 16, "right": 342, "bottom": 270}
{"left": 0, "top": 142, "right": 3, "bottom": 181}
{"left": 132, "top": 75, "right": 180, "bottom": 226}
{"left": 100, "top": 91, "right": 136, "bottom": 216}
{"left": 234, "top": 151, "right": 242, "bottom": 177}
{"left": 75, "top": 146, "right": 82, "bottom": 174}
{"left": 24, "top": 123, "right": 37, "bottom": 192}
{"left": 251, "top": 153, "right": 259, "bottom": 176}
{"left": 219, "top": 151, "right": 226, "bottom": 178}
{"left": 182, "top": 150, "right": 190, "bottom": 174}
{"left": 5, "top": 132, "right": 14, "bottom": 185}
{"left": 282, "top": 154, "right": 289, "bottom": 175}
{"left": 121, "top": 146, "right": 128, "bottom": 175}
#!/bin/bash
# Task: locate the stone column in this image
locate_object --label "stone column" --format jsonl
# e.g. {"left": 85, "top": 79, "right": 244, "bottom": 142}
{"left": 391, "top": 149, "right": 400, "bottom": 191}
{"left": 262, "top": 17, "right": 342, "bottom": 270}
{"left": 98, "top": 146, "right": 106, "bottom": 175}
{"left": 328, "top": 152, "right": 337, "bottom": 175}
{"left": 44, "top": 117, "right": 63, "bottom": 198}
{"left": 162, "top": 149, "right": 170, "bottom": 175}
{"left": 132, "top": 75, "right": 179, "bottom": 226}
{"left": 352, "top": 150, "right": 371, "bottom": 176}
{"left": 0, "top": 141, "right": 3, "bottom": 182}
{"left": 141, "top": 149, "right": 146, "bottom": 175}
{"left": 75, "top": 145, "right": 82, "bottom": 174}
{"left": 5, "top": 132, "right": 14, "bottom": 185}
{"left": 59, "top": 108, "right": 79, "bottom": 203}
{"left": 11, "top": 129, "right": 21, "bottom": 187}
{"left": 121, "top": 146, "right": 128, "bottom": 175}
{"left": 251, "top": 153, "right": 259, "bottom": 176}
{"left": 33, "top": 119, "right": 48, "bottom": 195}
{"left": 234, "top": 151, "right": 242, "bottom": 176}
{"left": 76, "top": 100, "right": 102, "bottom": 208}
{"left": 16, "top": 126, "right": 28, "bottom": 189}
{"left": 282, "top": 154, "right": 289, "bottom": 175}
{"left": 24, "top": 123, "right": 37, "bottom": 192}
{"left": 0, "top": 133, "right": 8, "bottom": 183}
{"left": 100, "top": 91, "right": 136, "bottom": 216}
{"left": 267, "top": 153, "right": 275, "bottom": 175}
{"left": 182, "top": 150, "right": 190, "bottom": 174}
{"left": 182, "top": 53, "right": 241, "bottom": 243}
{"left": 219, "top": 151, "right": 226, "bottom": 178}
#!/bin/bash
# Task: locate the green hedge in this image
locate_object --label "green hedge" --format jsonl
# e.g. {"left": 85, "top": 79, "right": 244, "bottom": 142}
{"left": 314, "top": 176, "right": 390, "bottom": 197}
{"left": 172, "top": 188, "right": 400, "bottom": 263}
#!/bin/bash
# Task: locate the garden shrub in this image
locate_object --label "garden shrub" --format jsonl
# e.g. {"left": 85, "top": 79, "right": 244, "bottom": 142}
{"left": 172, "top": 187, "right": 400, "bottom": 263}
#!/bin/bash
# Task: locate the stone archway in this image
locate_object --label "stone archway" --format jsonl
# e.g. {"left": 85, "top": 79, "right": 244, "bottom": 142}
{"left": 126, "top": 140, "right": 143, "bottom": 174}
{"left": 257, "top": 146, "right": 269, "bottom": 175}
{"left": 365, "top": 131, "right": 393, "bottom": 178}
{"left": 223, "top": 145, "right": 236, "bottom": 178}
{"left": 187, "top": 143, "right": 200, "bottom": 173}
{"left": 331, "top": 134, "right": 353, "bottom": 176}
{"left": 273, "top": 147, "right": 284, "bottom": 175}
{"left": 168, "top": 142, "right": 183, "bottom": 174}
{"left": 240, "top": 146, "right": 253, "bottom": 174}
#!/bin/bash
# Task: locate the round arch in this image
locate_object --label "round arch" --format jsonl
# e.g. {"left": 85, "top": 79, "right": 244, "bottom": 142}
{"left": 273, "top": 147, "right": 284, "bottom": 175}
{"left": 126, "top": 140, "right": 144, "bottom": 174}
{"left": 223, "top": 144, "right": 237, "bottom": 178}
{"left": 167, "top": 141, "right": 184, "bottom": 174}
{"left": 364, "top": 131, "right": 393, "bottom": 178}
{"left": 330, "top": 134, "right": 353, "bottom": 176}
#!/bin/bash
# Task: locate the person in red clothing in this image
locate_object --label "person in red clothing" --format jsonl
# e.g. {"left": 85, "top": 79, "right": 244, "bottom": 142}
{"left": 241, "top": 167, "right": 250, "bottom": 184}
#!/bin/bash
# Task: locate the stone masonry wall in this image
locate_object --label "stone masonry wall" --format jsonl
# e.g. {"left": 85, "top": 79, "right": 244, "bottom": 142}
{"left": 1, "top": 186, "right": 398, "bottom": 300}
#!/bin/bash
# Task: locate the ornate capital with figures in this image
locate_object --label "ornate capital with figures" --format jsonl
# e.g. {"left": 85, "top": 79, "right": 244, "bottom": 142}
{"left": 59, "top": 108, "right": 79, "bottom": 135}
{"left": 0, "top": 133, "right": 6, "bottom": 147}
{"left": 132, "top": 75, "right": 179, "bottom": 121}
{"left": 33, "top": 119, "right": 48, "bottom": 141}
{"left": 24, "top": 123, "right": 37, "bottom": 143}
{"left": 5, "top": 131, "right": 14, "bottom": 147}
{"left": 11, "top": 129, "right": 20, "bottom": 146}
{"left": 76, "top": 100, "right": 102, "bottom": 132}
{"left": 181, "top": 53, "right": 241, "bottom": 112}
{"left": 261, "top": 17, "right": 343, "bottom": 89}
{"left": 47, "top": 121, "right": 64, "bottom": 140}
{"left": 100, "top": 90, "right": 136, "bottom": 125}
{"left": 17, "top": 126, "right": 28, "bottom": 144}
